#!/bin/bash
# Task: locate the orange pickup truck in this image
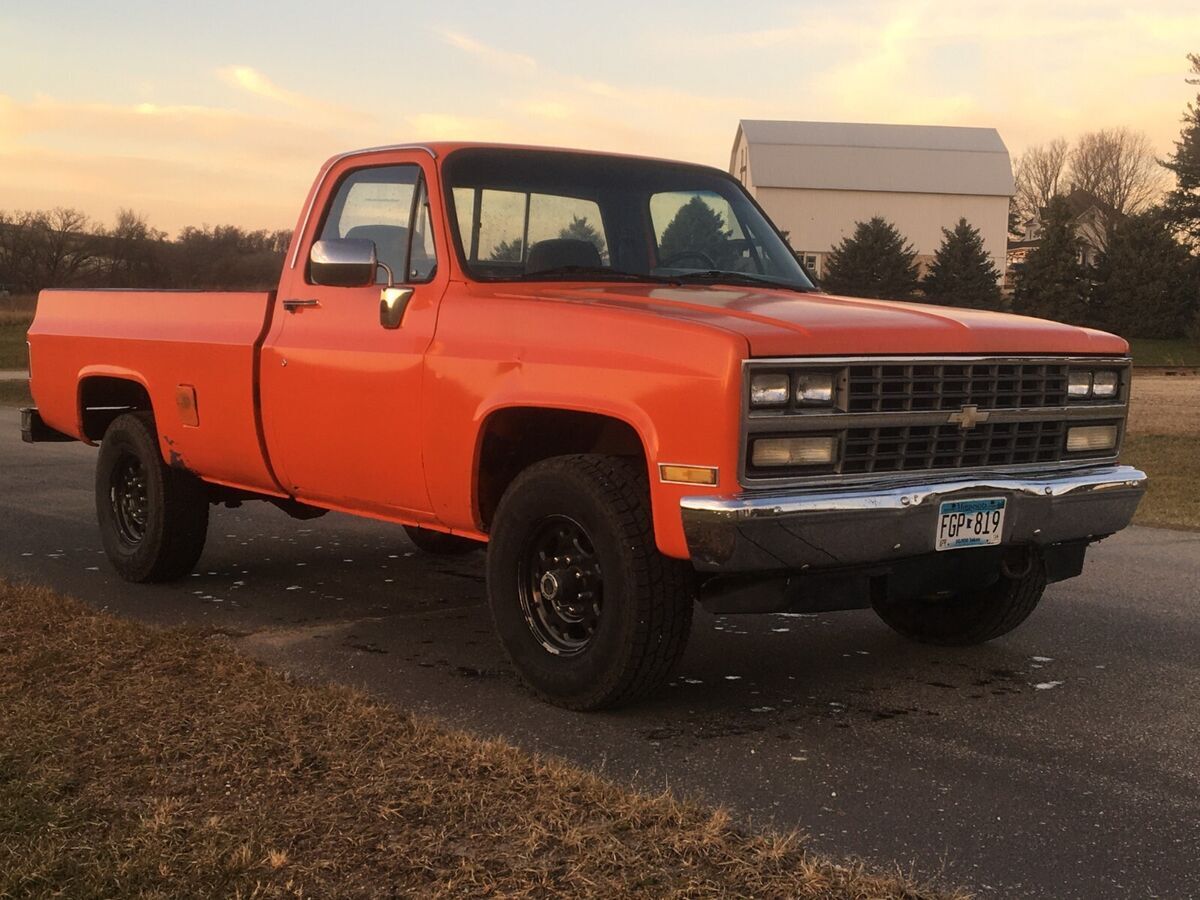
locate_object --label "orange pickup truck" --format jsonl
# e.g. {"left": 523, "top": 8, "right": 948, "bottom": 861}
{"left": 23, "top": 142, "right": 1146, "bottom": 709}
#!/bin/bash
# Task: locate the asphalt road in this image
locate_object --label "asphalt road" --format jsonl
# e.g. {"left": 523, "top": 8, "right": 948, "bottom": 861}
{"left": 2, "top": 407, "right": 1197, "bottom": 899}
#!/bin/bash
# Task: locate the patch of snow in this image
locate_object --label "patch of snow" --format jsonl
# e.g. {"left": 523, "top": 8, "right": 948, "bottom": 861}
{"left": 750, "top": 706, "right": 775, "bottom": 713}
{"left": 770, "top": 627, "right": 791, "bottom": 633}
{"left": 724, "top": 675, "right": 742, "bottom": 681}
{"left": 1031, "top": 656, "right": 1054, "bottom": 663}
{"left": 1034, "top": 680, "right": 1065, "bottom": 691}
{"left": 285, "top": 585, "right": 302, "bottom": 591}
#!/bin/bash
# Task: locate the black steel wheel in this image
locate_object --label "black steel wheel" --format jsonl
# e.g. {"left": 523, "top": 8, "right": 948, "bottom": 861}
{"left": 109, "top": 452, "right": 149, "bottom": 545}
{"left": 487, "top": 455, "right": 695, "bottom": 710}
{"left": 517, "top": 515, "right": 603, "bottom": 656}
{"left": 96, "top": 411, "right": 209, "bottom": 583}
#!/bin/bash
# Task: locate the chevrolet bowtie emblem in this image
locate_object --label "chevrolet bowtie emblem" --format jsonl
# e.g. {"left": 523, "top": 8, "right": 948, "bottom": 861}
{"left": 948, "top": 404, "right": 990, "bottom": 431}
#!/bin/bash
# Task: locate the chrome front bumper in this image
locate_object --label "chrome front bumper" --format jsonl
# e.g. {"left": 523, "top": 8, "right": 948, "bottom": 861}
{"left": 680, "top": 465, "right": 1148, "bottom": 573}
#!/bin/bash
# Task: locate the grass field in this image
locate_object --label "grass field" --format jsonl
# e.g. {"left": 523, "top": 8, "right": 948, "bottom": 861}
{"left": 1128, "top": 338, "right": 1200, "bottom": 367}
{"left": 0, "top": 380, "right": 32, "bottom": 407}
{"left": 0, "top": 312, "right": 33, "bottom": 371}
{"left": 1123, "top": 374, "right": 1200, "bottom": 530}
{"left": 0, "top": 579, "right": 952, "bottom": 900}
{"left": 0, "top": 294, "right": 36, "bottom": 370}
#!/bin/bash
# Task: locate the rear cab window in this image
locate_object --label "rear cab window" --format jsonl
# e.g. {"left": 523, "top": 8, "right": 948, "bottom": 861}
{"left": 451, "top": 188, "right": 609, "bottom": 276}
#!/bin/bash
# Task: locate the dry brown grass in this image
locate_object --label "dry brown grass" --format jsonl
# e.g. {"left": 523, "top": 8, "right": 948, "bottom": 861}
{"left": 0, "top": 297, "right": 34, "bottom": 370}
{"left": 0, "top": 580, "right": 958, "bottom": 899}
{"left": 1123, "top": 375, "right": 1200, "bottom": 530}
{"left": 0, "top": 380, "right": 31, "bottom": 408}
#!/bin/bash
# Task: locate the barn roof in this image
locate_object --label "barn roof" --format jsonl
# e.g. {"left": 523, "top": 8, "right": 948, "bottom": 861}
{"left": 732, "top": 120, "right": 1015, "bottom": 197}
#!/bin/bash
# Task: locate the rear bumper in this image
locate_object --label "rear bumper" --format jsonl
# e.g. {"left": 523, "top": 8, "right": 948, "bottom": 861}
{"left": 20, "top": 407, "right": 74, "bottom": 443}
{"left": 680, "top": 465, "right": 1148, "bottom": 573}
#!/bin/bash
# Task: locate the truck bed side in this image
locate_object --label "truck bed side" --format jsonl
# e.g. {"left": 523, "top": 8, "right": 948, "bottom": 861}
{"left": 27, "top": 289, "right": 283, "bottom": 496}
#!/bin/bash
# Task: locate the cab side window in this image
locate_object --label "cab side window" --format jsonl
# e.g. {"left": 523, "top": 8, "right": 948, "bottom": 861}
{"left": 317, "top": 165, "right": 438, "bottom": 284}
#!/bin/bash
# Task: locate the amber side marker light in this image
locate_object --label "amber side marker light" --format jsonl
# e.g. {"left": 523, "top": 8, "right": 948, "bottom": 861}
{"left": 176, "top": 384, "right": 200, "bottom": 427}
{"left": 659, "top": 464, "right": 719, "bottom": 486}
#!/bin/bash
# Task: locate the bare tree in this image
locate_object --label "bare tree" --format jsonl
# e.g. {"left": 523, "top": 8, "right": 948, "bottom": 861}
{"left": 1013, "top": 140, "right": 1069, "bottom": 223}
{"left": 99, "top": 209, "right": 168, "bottom": 287}
{"left": 1068, "top": 128, "right": 1163, "bottom": 215}
{"left": 0, "top": 208, "right": 97, "bottom": 291}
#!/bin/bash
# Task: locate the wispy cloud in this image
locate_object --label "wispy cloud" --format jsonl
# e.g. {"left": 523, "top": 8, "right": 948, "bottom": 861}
{"left": 438, "top": 29, "right": 537, "bottom": 74}
{"left": 216, "top": 65, "right": 366, "bottom": 125}
{"left": 217, "top": 65, "right": 309, "bottom": 107}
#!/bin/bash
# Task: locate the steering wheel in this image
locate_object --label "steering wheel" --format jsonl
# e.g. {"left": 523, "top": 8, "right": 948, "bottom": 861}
{"left": 659, "top": 250, "right": 716, "bottom": 269}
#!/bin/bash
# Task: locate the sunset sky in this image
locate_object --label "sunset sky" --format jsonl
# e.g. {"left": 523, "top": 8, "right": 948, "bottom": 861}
{"left": 2, "top": 0, "right": 1197, "bottom": 234}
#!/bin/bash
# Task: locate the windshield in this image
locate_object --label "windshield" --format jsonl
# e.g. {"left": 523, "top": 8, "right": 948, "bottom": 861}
{"left": 442, "top": 148, "right": 815, "bottom": 291}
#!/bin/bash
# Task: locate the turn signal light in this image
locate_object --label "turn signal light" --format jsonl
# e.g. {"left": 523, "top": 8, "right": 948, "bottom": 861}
{"left": 751, "top": 436, "right": 836, "bottom": 467}
{"left": 1066, "top": 425, "right": 1118, "bottom": 453}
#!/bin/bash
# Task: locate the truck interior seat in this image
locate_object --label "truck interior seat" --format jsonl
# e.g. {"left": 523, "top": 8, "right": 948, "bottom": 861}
{"left": 345, "top": 224, "right": 409, "bottom": 281}
{"left": 525, "top": 238, "right": 601, "bottom": 274}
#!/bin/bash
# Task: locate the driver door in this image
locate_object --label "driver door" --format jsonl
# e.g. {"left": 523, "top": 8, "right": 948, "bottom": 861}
{"left": 260, "top": 151, "right": 446, "bottom": 519}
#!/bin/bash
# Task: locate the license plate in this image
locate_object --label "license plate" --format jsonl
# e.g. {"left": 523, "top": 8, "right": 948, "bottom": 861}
{"left": 936, "top": 497, "right": 1006, "bottom": 551}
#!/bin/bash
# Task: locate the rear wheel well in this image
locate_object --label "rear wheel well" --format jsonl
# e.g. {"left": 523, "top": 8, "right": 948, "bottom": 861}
{"left": 476, "top": 408, "right": 646, "bottom": 530}
{"left": 79, "top": 377, "right": 153, "bottom": 441}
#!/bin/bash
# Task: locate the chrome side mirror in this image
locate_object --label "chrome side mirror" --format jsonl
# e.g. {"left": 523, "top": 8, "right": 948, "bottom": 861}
{"left": 309, "top": 238, "right": 378, "bottom": 287}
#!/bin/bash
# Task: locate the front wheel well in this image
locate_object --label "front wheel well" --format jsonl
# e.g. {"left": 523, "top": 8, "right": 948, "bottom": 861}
{"left": 476, "top": 407, "right": 646, "bottom": 530}
{"left": 79, "top": 376, "right": 153, "bottom": 441}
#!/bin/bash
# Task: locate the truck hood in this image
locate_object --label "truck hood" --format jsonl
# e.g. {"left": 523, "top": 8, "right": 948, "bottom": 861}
{"left": 492, "top": 283, "right": 1127, "bottom": 357}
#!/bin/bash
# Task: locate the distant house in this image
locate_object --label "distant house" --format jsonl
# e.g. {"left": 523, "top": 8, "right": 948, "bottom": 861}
{"left": 1006, "top": 189, "right": 1117, "bottom": 282}
{"left": 730, "top": 120, "right": 1015, "bottom": 280}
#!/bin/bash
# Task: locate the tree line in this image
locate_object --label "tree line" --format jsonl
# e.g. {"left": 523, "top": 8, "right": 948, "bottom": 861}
{"left": 0, "top": 208, "right": 292, "bottom": 294}
{"left": 819, "top": 53, "right": 1200, "bottom": 341}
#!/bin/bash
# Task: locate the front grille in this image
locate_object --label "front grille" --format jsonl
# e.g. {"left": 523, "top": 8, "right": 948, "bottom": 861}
{"left": 846, "top": 361, "right": 1069, "bottom": 412}
{"left": 841, "top": 420, "right": 1079, "bottom": 474}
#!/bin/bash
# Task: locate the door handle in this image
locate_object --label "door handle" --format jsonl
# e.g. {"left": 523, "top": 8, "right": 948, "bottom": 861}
{"left": 380, "top": 287, "right": 414, "bottom": 329}
{"left": 283, "top": 298, "right": 320, "bottom": 312}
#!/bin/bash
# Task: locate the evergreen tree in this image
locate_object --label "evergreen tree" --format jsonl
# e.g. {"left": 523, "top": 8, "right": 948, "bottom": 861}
{"left": 922, "top": 218, "right": 1003, "bottom": 310}
{"left": 489, "top": 237, "right": 524, "bottom": 262}
{"left": 821, "top": 216, "right": 920, "bottom": 300}
{"left": 658, "top": 196, "right": 732, "bottom": 266}
{"left": 1011, "top": 196, "right": 1089, "bottom": 323}
{"left": 1162, "top": 53, "right": 1200, "bottom": 247}
{"left": 1091, "top": 211, "right": 1199, "bottom": 339}
{"left": 558, "top": 215, "right": 606, "bottom": 259}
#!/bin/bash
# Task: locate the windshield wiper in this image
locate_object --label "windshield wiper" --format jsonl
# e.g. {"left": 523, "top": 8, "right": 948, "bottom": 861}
{"left": 669, "top": 270, "right": 813, "bottom": 293}
{"left": 517, "top": 265, "right": 678, "bottom": 284}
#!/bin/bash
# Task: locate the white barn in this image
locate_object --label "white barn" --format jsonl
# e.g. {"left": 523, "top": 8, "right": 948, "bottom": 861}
{"left": 730, "top": 120, "right": 1014, "bottom": 280}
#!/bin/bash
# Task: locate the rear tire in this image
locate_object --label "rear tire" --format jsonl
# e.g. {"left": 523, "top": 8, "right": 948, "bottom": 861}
{"left": 871, "top": 558, "right": 1047, "bottom": 646}
{"left": 403, "top": 525, "right": 481, "bottom": 555}
{"left": 486, "top": 455, "right": 695, "bottom": 710}
{"left": 96, "top": 412, "right": 209, "bottom": 583}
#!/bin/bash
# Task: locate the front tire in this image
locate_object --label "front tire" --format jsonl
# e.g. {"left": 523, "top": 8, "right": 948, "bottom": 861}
{"left": 96, "top": 412, "right": 210, "bottom": 583}
{"left": 486, "top": 455, "right": 695, "bottom": 710}
{"left": 871, "top": 557, "right": 1047, "bottom": 646}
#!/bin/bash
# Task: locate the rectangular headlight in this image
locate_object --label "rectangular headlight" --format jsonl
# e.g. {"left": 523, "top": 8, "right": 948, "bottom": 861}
{"left": 1066, "top": 424, "right": 1118, "bottom": 453}
{"left": 1092, "top": 370, "right": 1119, "bottom": 398}
{"left": 1068, "top": 371, "right": 1093, "bottom": 398}
{"left": 751, "top": 436, "right": 836, "bottom": 467}
{"left": 750, "top": 373, "right": 789, "bottom": 407}
{"left": 796, "top": 372, "right": 834, "bottom": 405}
